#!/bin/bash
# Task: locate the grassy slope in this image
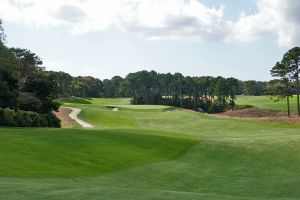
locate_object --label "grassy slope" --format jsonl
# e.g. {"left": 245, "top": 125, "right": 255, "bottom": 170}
{"left": 236, "top": 95, "right": 298, "bottom": 111}
{"left": 1, "top": 97, "right": 300, "bottom": 199}
{"left": 0, "top": 128, "right": 196, "bottom": 178}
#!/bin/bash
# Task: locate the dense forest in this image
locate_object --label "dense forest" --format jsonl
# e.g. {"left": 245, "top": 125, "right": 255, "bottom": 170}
{"left": 49, "top": 71, "right": 267, "bottom": 98}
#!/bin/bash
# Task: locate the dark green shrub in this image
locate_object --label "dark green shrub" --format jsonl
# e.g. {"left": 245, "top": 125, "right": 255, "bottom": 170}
{"left": 235, "top": 104, "right": 255, "bottom": 110}
{"left": 2, "top": 108, "right": 16, "bottom": 126}
{"left": 32, "top": 114, "right": 41, "bottom": 127}
{"left": 17, "top": 92, "right": 42, "bottom": 113}
{"left": 15, "top": 111, "right": 34, "bottom": 127}
{"left": 0, "top": 108, "right": 61, "bottom": 128}
{"left": 39, "top": 115, "right": 49, "bottom": 127}
{"left": 208, "top": 102, "right": 226, "bottom": 114}
{"left": 46, "top": 113, "right": 61, "bottom": 128}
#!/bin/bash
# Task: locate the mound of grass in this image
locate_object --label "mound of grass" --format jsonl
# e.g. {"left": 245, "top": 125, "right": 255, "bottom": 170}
{"left": 93, "top": 134, "right": 300, "bottom": 199}
{"left": 0, "top": 128, "right": 196, "bottom": 178}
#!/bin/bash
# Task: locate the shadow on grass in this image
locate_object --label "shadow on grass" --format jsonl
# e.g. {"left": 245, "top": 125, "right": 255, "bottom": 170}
{"left": 59, "top": 97, "right": 92, "bottom": 104}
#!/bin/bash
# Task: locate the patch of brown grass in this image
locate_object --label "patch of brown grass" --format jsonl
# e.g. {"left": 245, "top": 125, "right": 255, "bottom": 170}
{"left": 217, "top": 108, "right": 300, "bottom": 124}
{"left": 54, "top": 107, "right": 77, "bottom": 128}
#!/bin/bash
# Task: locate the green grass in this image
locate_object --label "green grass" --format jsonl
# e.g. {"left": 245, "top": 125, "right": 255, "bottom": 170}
{"left": 236, "top": 95, "right": 298, "bottom": 111}
{"left": 1, "top": 97, "right": 300, "bottom": 199}
{"left": 0, "top": 128, "right": 196, "bottom": 178}
{"left": 108, "top": 104, "right": 171, "bottom": 110}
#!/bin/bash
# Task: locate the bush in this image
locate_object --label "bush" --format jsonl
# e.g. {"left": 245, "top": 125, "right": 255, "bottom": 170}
{"left": 15, "top": 111, "right": 32, "bottom": 127}
{"left": 48, "top": 113, "right": 61, "bottom": 128}
{"left": 208, "top": 102, "right": 226, "bottom": 114}
{"left": 32, "top": 114, "right": 41, "bottom": 127}
{"left": 17, "top": 92, "right": 42, "bottom": 112}
{"left": 0, "top": 108, "right": 16, "bottom": 126}
{"left": 0, "top": 108, "right": 61, "bottom": 128}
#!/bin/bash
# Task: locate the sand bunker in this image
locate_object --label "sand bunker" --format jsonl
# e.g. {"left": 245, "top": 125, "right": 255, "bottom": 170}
{"left": 112, "top": 108, "right": 120, "bottom": 112}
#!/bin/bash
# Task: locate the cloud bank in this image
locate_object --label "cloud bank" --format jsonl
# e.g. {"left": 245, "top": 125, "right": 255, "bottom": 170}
{"left": 1, "top": 0, "right": 300, "bottom": 47}
{"left": 229, "top": 0, "right": 300, "bottom": 47}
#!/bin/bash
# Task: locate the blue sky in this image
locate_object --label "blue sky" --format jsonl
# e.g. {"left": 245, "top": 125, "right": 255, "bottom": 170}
{"left": 1, "top": 0, "right": 298, "bottom": 81}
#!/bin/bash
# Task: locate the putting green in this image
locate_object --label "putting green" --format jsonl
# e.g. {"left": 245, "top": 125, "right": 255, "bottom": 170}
{"left": 107, "top": 104, "right": 171, "bottom": 110}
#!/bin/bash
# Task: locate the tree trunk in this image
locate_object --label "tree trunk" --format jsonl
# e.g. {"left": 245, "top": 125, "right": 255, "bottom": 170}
{"left": 179, "top": 88, "right": 183, "bottom": 108}
{"left": 297, "top": 70, "right": 300, "bottom": 116}
{"left": 287, "top": 96, "right": 291, "bottom": 118}
{"left": 193, "top": 88, "right": 196, "bottom": 111}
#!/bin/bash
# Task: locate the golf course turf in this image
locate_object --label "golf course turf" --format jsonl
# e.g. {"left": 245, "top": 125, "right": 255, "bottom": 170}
{"left": 236, "top": 95, "right": 299, "bottom": 112}
{"left": 1, "top": 97, "right": 300, "bottom": 199}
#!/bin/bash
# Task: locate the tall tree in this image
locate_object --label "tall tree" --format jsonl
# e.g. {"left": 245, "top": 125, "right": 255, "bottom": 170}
{"left": 111, "top": 76, "right": 124, "bottom": 97}
{"left": 24, "top": 71, "right": 60, "bottom": 113}
{"left": 10, "top": 48, "right": 44, "bottom": 90}
{"left": 0, "top": 20, "right": 20, "bottom": 108}
{"left": 47, "top": 71, "right": 73, "bottom": 97}
{"left": 103, "top": 79, "right": 114, "bottom": 98}
{"left": 281, "top": 47, "right": 300, "bottom": 116}
{"left": 173, "top": 73, "right": 184, "bottom": 108}
{"left": 0, "top": 44, "right": 21, "bottom": 108}
{"left": 243, "top": 80, "right": 256, "bottom": 95}
{"left": 271, "top": 62, "right": 294, "bottom": 117}
{"left": 214, "top": 77, "right": 227, "bottom": 106}
{"left": 226, "top": 78, "right": 239, "bottom": 110}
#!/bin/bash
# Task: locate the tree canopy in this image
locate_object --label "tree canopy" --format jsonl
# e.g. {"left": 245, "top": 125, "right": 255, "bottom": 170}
{"left": 0, "top": 44, "right": 21, "bottom": 108}
{"left": 270, "top": 47, "right": 300, "bottom": 117}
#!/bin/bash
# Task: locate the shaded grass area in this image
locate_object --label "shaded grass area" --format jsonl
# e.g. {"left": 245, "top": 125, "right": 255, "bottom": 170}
{"left": 58, "top": 97, "right": 93, "bottom": 104}
{"left": 1, "top": 97, "right": 300, "bottom": 199}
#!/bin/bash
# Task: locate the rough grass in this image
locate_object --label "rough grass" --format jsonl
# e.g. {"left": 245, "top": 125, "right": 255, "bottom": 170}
{"left": 1, "top": 97, "right": 300, "bottom": 199}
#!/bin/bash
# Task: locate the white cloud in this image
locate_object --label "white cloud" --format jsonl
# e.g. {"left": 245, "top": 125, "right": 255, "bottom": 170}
{"left": 0, "top": 0, "right": 225, "bottom": 41}
{"left": 1, "top": 0, "right": 300, "bottom": 47}
{"left": 229, "top": 0, "right": 300, "bottom": 47}
{"left": 121, "top": 0, "right": 226, "bottom": 41}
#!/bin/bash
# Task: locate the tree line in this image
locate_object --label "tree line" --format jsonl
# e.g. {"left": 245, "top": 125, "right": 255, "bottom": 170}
{"left": 46, "top": 69, "right": 270, "bottom": 112}
{"left": 48, "top": 70, "right": 268, "bottom": 100}
{"left": 47, "top": 70, "right": 268, "bottom": 113}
